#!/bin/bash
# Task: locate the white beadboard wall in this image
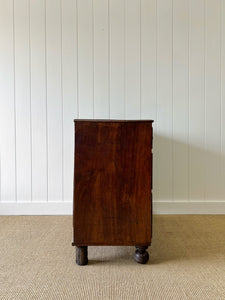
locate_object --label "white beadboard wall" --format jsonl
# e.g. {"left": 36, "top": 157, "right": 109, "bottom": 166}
{"left": 0, "top": 0, "right": 225, "bottom": 215}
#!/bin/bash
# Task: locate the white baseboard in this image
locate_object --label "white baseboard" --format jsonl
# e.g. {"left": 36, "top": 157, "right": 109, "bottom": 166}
{"left": 153, "top": 202, "right": 225, "bottom": 214}
{"left": 0, "top": 201, "right": 225, "bottom": 215}
{"left": 0, "top": 202, "right": 73, "bottom": 215}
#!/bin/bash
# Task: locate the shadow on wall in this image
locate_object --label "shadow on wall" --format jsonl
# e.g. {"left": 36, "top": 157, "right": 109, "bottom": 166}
{"left": 153, "top": 133, "right": 225, "bottom": 201}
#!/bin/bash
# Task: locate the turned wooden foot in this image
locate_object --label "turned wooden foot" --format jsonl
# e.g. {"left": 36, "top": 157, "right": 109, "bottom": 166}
{"left": 134, "top": 246, "right": 149, "bottom": 264}
{"left": 76, "top": 246, "right": 88, "bottom": 266}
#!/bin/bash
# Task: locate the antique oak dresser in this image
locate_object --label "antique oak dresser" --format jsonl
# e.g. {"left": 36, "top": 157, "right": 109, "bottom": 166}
{"left": 72, "top": 120, "right": 153, "bottom": 265}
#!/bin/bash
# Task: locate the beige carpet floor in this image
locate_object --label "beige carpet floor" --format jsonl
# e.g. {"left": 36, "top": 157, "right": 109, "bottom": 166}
{"left": 0, "top": 215, "right": 225, "bottom": 300}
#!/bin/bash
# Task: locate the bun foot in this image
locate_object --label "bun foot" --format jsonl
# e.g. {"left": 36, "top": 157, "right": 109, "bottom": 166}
{"left": 134, "top": 246, "right": 149, "bottom": 264}
{"left": 76, "top": 246, "right": 88, "bottom": 265}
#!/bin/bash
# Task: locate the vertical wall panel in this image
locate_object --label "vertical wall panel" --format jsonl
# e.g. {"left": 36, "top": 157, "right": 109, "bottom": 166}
{"left": 141, "top": 0, "right": 157, "bottom": 200}
{"left": 46, "top": 0, "right": 63, "bottom": 201}
{"left": 77, "top": 0, "right": 93, "bottom": 118}
{"left": 189, "top": 0, "right": 205, "bottom": 201}
{"left": 205, "top": 0, "right": 221, "bottom": 201}
{"left": 61, "top": 0, "right": 78, "bottom": 201}
{"left": 141, "top": 0, "right": 157, "bottom": 121}
{"left": 93, "top": 0, "right": 109, "bottom": 118}
{"left": 222, "top": 0, "right": 225, "bottom": 198}
{"left": 30, "top": 0, "right": 47, "bottom": 202}
{"left": 14, "top": 0, "right": 31, "bottom": 202}
{"left": 173, "top": 0, "right": 189, "bottom": 201}
{"left": 156, "top": 0, "right": 173, "bottom": 201}
{"left": 0, "top": 0, "right": 16, "bottom": 202}
{"left": 109, "top": 0, "right": 125, "bottom": 119}
{"left": 125, "top": 0, "right": 140, "bottom": 119}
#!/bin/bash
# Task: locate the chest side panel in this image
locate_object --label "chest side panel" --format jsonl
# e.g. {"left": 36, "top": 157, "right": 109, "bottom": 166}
{"left": 73, "top": 121, "right": 152, "bottom": 246}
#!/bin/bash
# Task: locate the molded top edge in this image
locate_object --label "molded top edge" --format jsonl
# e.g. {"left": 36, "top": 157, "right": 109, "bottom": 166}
{"left": 74, "top": 119, "right": 154, "bottom": 123}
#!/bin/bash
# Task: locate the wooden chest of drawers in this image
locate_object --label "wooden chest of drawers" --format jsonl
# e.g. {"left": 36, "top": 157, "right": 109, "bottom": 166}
{"left": 72, "top": 120, "right": 153, "bottom": 265}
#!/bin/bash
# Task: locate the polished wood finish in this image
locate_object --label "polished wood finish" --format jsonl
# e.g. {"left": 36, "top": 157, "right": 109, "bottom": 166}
{"left": 72, "top": 120, "right": 153, "bottom": 264}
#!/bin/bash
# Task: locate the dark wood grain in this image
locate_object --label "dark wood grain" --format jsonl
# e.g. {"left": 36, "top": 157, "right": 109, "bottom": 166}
{"left": 73, "top": 120, "right": 153, "bottom": 247}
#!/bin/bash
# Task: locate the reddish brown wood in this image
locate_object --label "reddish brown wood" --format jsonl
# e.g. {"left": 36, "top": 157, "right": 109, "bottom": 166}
{"left": 72, "top": 120, "right": 153, "bottom": 263}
